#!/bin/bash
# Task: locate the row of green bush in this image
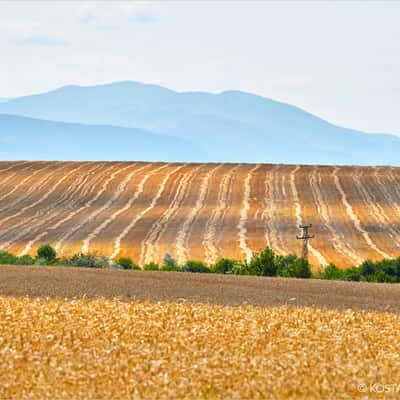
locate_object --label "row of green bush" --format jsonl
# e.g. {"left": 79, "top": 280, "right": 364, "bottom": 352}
{"left": 2, "top": 244, "right": 400, "bottom": 283}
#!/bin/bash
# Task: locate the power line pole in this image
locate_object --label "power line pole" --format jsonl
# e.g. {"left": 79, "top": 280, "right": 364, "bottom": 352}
{"left": 296, "top": 224, "right": 314, "bottom": 262}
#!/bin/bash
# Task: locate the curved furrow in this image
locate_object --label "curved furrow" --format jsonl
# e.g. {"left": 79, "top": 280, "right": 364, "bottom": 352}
{"left": 274, "top": 166, "right": 292, "bottom": 254}
{"left": 0, "top": 162, "right": 37, "bottom": 198}
{"left": 353, "top": 168, "right": 400, "bottom": 253}
{"left": 237, "top": 164, "right": 261, "bottom": 263}
{"left": 49, "top": 163, "right": 119, "bottom": 244}
{"left": 376, "top": 167, "right": 400, "bottom": 220}
{"left": 389, "top": 167, "right": 400, "bottom": 198}
{"left": 214, "top": 165, "right": 244, "bottom": 259}
{"left": 78, "top": 163, "right": 109, "bottom": 198}
{"left": 186, "top": 164, "right": 229, "bottom": 263}
{"left": 371, "top": 166, "right": 400, "bottom": 228}
{"left": 19, "top": 163, "right": 113, "bottom": 254}
{"left": 0, "top": 162, "right": 74, "bottom": 233}
{"left": 261, "top": 165, "right": 286, "bottom": 254}
{"left": 80, "top": 163, "right": 157, "bottom": 254}
{"left": 175, "top": 164, "right": 221, "bottom": 265}
{"left": 0, "top": 162, "right": 68, "bottom": 222}
{"left": 309, "top": 167, "right": 361, "bottom": 264}
{"left": 82, "top": 164, "right": 170, "bottom": 255}
{"left": 332, "top": 166, "right": 390, "bottom": 259}
{"left": 140, "top": 164, "right": 202, "bottom": 265}
{"left": 0, "top": 161, "right": 30, "bottom": 176}
{"left": 110, "top": 164, "right": 185, "bottom": 260}
{"left": 18, "top": 163, "right": 105, "bottom": 255}
{"left": 203, "top": 164, "right": 239, "bottom": 265}
{"left": 0, "top": 163, "right": 90, "bottom": 250}
{"left": 0, "top": 162, "right": 56, "bottom": 212}
{"left": 261, "top": 166, "right": 273, "bottom": 250}
{"left": 4, "top": 162, "right": 89, "bottom": 233}
{"left": 243, "top": 164, "right": 271, "bottom": 257}
{"left": 56, "top": 163, "right": 143, "bottom": 255}
{"left": 290, "top": 165, "right": 327, "bottom": 266}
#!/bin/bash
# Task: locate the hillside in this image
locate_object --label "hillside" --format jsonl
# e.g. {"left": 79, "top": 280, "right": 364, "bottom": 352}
{"left": 1, "top": 81, "right": 400, "bottom": 165}
{"left": 1, "top": 161, "right": 400, "bottom": 267}
{"left": 0, "top": 114, "right": 203, "bottom": 161}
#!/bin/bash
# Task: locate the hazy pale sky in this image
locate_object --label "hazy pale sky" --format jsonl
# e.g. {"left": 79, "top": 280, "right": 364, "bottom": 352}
{"left": 1, "top": 1, "right": 399, "bottom": 135}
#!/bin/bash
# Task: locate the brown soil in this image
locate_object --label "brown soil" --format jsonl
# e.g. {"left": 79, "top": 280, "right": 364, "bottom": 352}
{"left": 3, "top": 161, "right": 400, "bottom": 268}
{"left": 1, "top": 265, "right": 399, "bottom": 313}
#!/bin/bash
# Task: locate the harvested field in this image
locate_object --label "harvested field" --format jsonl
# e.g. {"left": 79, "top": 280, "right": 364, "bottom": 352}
{"left": 1, "top": 161, "right": 400, "bottom": 267}
{"left": 1, "top": 265, "right": 400, "bottom": 313}
{"left": 1, "top": 296, "right": 400, "bottom": 399}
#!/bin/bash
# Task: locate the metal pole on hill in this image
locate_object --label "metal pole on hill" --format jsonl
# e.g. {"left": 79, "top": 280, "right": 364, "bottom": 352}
{"left": 296, "top": 224, "right": 314, "bottom": 262}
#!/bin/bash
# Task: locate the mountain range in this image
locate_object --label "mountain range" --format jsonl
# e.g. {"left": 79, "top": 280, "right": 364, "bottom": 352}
{"left": 0, "top": 81, "right": 399, "bottom": 165}
{"left": 0, "top": 114, "right": 200, "bottom": 161}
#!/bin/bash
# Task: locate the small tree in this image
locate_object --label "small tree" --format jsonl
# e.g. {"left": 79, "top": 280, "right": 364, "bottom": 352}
{"left": 248, "top": 246, "right": 277, "bottom": 276}
{"left": 117, "top": 257, "right": 139, "bottom": 270}
{"left": 182, "top": 260, "right": 211, "bottom": 273}
{"left": 279, "top": 257, "right": 311, "bottom": 278}
{"left": 65, "top": 253, "right": 110, "bottom": 268}
{"left": 314, "top": 263, "right": 345, "bottom": 280}
{"left": 37, "top": 244, "right": 57, "bottom": 263}
{"left": 0, "top": 250, "right": 18, "bottom": 265}
{"left": 212, "top": 258, "right": 237, "bottom": 274}
{"left": 17, "top": 255, "right": 35, "bottom": 265}
{"left": 276, "top": 254, "right": 298, "bottom": 276}
{"left": 163, "top": 253, "right": 178, "bottom": 268}
{"left": 143, "top": 262, "right": 159, "bottom": 271}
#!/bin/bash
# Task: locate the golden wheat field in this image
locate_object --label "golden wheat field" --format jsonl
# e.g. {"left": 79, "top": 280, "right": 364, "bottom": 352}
{"left": 0, "top": 296, "right": 399, "bottom": 399}
{"left": 1, "top": 160, "right": 400, "bottom": 267}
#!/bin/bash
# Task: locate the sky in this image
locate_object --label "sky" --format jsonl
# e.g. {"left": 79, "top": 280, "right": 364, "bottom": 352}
{"left": 0, "top": 1, "right": 399, "bottom": 135}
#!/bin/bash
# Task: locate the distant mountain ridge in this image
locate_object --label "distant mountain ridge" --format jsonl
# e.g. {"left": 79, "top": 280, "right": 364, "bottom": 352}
{"left": 0, "top": 81, "right": 399, "bottom": 165}
{"left": 0, "top": 114, "right": 203, "bottom": 161}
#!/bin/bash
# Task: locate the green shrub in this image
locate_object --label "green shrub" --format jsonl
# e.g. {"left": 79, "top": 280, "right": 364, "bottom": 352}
{"left": 143, "top": 262, "right": 159, "bottom": 271}
{"left": 37, "top": 244, "right": 57, "bottom": 263}
{"left": 359, "top": 260, "right": 376, "bottom": 277}
{"left": 212, "top": 258, "right": 237, "bottom": 274}
{"left": 342, "top": 266, "right": 361, "bottom": 281}
{"left": 34, "top": 257, "right": 48, "bottom": 266}
{"left": 357, "top": 259, "right": 399, "bottom": 283}
{"left": 247, "top": 246, "right": 277, "bottom": 276}
{"left": 276, "top": 254, "right": 298, "bottom": 276}
{"left": 160, "top": 264, "right": 181, "bottom": 272}
{"left": 163, "top": 253, "right": 178, "bottom": 267}
{"left": 0, "top": 250, "right": 18, "bottom": 264}
{"left": 67, "top": 253, "right": 110, "bottom": 268}
{"left": 17, "top": 255, "right": 35, "bottom": 265}
{"left": 231, "top": 261, "right": 247, "bottom": 275}
{"left": 116, "top": 257, "right": 140, "bottom": 270}
{"left": 279, "top": 257, "right": 311, "bottom": 279}
{"left": 182, "top": 260, "right": 211, "bottom": 273}
{"left": 314, "top": 263, "right": 345, "bottom": 280}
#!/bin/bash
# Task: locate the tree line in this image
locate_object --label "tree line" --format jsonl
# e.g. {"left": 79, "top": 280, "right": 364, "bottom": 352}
{"left": 1, "top": 244, "right": 400, "bottom": 283}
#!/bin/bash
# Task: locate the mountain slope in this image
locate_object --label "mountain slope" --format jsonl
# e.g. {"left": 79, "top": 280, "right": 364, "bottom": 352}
{"left": 0, "top": 114, "right": 203, "bottom": 161}
{"left": 1, "top": 81, "right": 399, "bottom": 164}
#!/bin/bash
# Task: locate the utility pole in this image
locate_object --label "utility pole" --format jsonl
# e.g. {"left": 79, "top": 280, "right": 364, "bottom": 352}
{"left": 296, "top": 224, "right": 314, "bottom": 262}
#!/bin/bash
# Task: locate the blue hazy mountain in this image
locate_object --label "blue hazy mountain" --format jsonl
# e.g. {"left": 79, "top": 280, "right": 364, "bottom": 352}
{"left": 0, "top": 114, "right": 203, "bottom": 161}
{"left": 1, "top": 81, "right": 399, "bottom": 165}
{"left": 0, "top": 98, "right": 10, "bottom": 103}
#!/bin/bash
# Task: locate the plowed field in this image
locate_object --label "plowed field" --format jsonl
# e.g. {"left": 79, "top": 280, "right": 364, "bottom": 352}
{"left": 1, "top": 161, "right": 400, "bottom": 267}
